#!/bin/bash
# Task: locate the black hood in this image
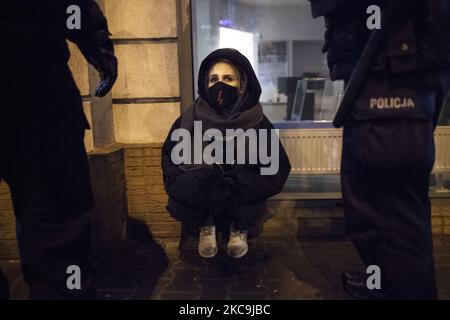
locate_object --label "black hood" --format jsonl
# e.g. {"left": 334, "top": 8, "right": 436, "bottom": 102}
{"left": 198, "top": 48, "right": 262, "bottom": 113}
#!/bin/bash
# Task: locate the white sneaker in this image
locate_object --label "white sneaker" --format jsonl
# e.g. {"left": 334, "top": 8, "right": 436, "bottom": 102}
{"left": 227, "top": 228, "right": 248, "bottom": 259}
{"left": 198, "top": 225, "right": 218, "bottom": 258}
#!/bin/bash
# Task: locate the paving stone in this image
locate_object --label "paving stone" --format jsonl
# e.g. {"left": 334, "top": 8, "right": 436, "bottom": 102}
{"left": 157, "top": 267, "right": 175, "bottom": 281}
{"left": 2, "top": 224, "right": 450, "bottom": 300}
{"left": 96, "top": 273, "right": 137, "bottom": 291}
{"left": 230, "top": 260, "right": 267, "bottom": 276}
{"left": 228, "top": 271, "right": 267, "bottom": 294}
{"left": 0, "top": 261, "right": 22, "bottom": 285}
{"left": 9, "top": 276, "right": 28, "bottom": 300}
{"left": 198, "top": 257, "right": 236, "bottom": 281}
{"left": 162, "top": 268, "right": 202, "bottom": 293}
{"left": 149, "top": 279, "right": 172, "bottom": 300}
{"left": 198, "top": 280, "right": 232, "bottom": 300}
{"left": 291, "top": 265, "right": 334, "bottom": 291}
{"left": 128, "top": 286, "right": 159, "bottom": 300}
{"left": 436, "top": 266, "right": 450, "bottom": 285}
{"left": 262, "top": 255, "right": 295, "bottom": 281}
{"left": 314, "top": 290, "right": 347, "bottom": 300}
{"left": 96, "top": 289, "right": 137, "bottom": 300}
{"left": 434, "top": 254, "right": 450, "bottom": 266}
{"left": 158, "top": 292, "right": 200, "bottom": 300}
{"left": 172, "top": 257, "right": 208, "bottom": 271}
{"left": 262, "top": 279, "right": 300, "bottom": 300}
{"left": 227, "top": 293, "right": 269, "bottom": 300}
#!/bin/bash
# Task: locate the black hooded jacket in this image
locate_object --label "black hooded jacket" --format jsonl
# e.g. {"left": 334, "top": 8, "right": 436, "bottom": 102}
{"left": 162, "top": 49, "right": 291, "bottom": 206}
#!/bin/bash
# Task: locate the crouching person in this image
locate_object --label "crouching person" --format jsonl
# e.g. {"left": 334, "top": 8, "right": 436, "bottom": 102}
{"left": 162, "top": 49, "right": 291, "bottom": 259}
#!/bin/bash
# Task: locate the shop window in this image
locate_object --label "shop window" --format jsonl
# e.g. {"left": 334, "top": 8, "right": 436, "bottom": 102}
{"left": 190, "top": 0, "right": 450, "bottom": 198}
{"left": 191, "top": 0, "right": 339, "bottom": 128}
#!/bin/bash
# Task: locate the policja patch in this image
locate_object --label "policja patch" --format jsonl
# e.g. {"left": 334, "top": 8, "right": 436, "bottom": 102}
{"left": 351, "top": 76, "right": 437, "bottom": 121}
{"left": 369, "top": 97, "right": 415, "bottom": 110}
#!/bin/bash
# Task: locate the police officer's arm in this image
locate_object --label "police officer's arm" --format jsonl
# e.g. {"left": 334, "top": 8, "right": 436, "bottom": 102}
{"left": 66, "top": 1, "right": 118, "bottom": 97}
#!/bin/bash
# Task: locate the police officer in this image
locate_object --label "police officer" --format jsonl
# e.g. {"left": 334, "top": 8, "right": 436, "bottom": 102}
{"left": 309, "top": 0, "right": 450, "bottom": 299}
{"left": 0, "top": 1, "right": 117, "bottom": 299}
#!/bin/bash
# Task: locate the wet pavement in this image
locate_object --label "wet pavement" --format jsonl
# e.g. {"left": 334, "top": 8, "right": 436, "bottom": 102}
{"left": 1, "top": 215, "right": 450, "bottom": 300}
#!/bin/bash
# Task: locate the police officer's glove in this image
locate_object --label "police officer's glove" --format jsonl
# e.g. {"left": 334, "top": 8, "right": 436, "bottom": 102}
{"left": 90, "top": 47, "right": 118, "bottom": 97}
{"left": 70, "top": 0, "right": 119, "bottom": 97}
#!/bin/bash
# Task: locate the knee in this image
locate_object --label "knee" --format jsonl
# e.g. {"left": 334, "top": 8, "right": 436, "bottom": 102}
{"left": 166, "top": 198, "right": 208, "bottom": 227}
{"left": 167, "top": 175, "right": 199, "bottom": 202}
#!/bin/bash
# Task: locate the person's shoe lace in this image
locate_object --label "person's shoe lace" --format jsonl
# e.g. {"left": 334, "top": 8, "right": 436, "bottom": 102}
{"left": 200, "top": 225, "right": 214, "bottom": 236}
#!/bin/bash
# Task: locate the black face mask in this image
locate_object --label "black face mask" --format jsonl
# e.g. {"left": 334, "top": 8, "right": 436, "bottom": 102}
{"left": 208, "top": 82, "right": 239, "bottom": 110}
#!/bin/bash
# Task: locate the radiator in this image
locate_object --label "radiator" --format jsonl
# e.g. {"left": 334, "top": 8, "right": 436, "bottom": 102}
{"left": 279, "top": 129, "right": 342, "bottom": 175}
{"left": 279, "top": 126, "right": 450, "bottom": 175}
{"left": 434, "top": 126, "right": 450, "bottom": 173}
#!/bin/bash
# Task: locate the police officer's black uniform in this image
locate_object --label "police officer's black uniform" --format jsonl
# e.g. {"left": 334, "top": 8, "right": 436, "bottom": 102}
{"left": 309, "top": 0, "right": 450, "bottom": 299}
{"left": 0, "top": 0, "right": 117, "bottom": 299}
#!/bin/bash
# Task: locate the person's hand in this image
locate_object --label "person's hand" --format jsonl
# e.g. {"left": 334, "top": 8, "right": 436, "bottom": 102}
{"left": 93, "top": 51, "right": 118, "bottom": 97}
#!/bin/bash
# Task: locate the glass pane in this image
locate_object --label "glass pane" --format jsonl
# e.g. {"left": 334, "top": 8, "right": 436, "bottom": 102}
{"left": 319, "top": 80, "right": 345, "bottom": 121}
{"left": 191, "top": 0, "right": 332, "bottom": 126}
{"left": 286, "top": 78, "right": 344, "bottom": 122}
{"left": 191, "top": 0, "right": 450, "bottom": 199}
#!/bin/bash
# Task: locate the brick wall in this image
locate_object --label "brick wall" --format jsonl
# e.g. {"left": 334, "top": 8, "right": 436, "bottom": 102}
{"left": 124, "top": 144, "right": 181, "bottom": 238}
{"left": 432, "top": 205, "right": 450, "bottom": 235}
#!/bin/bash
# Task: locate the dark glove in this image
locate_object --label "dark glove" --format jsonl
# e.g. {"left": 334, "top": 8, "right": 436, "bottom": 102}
{"left": 89, "top": 47, "right": 118, "bottom": 97}
{"left": 69, "top": 1, "right": 118, "bottom": 97}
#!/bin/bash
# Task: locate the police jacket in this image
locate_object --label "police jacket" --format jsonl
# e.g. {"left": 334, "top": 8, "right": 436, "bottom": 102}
{"left": 309, "top": 0, "right": 450, "bottom": 81}
{"left": 2, "top": 0, "right": 113, "bottom": 65}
